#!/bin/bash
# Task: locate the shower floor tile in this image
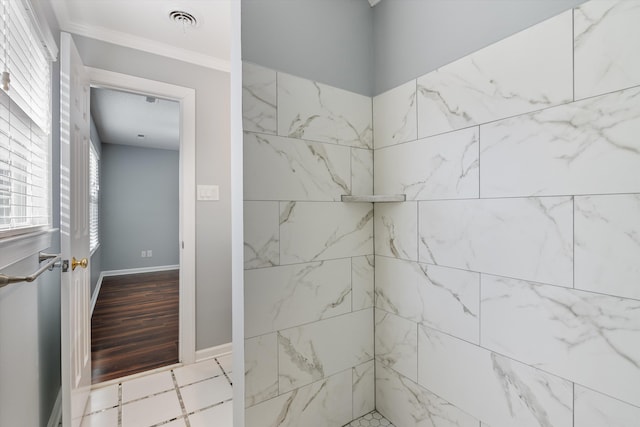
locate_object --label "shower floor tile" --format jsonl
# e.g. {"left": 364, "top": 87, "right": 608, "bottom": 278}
{"left": 347, "top": 411, "right": 395, "bottom": 426}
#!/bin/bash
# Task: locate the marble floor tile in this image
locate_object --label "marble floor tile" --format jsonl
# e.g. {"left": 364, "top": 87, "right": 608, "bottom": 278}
{"left": 189, "top": 401, "right": 233, "bottom": 427}
{"left": 121, "top": 370, "right": 174, "bottom": 403}
{"left": 173, "top": 359, "right": 223, "bottom": 387}
{"left": 121, "top": 390, "right": 182, "bottom": 427}
{"left": 180, "top": 376, "right": 233, "bottom": 414}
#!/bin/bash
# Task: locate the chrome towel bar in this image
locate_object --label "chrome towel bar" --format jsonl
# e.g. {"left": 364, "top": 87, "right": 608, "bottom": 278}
{"left": 0, "top": 252, "right": 62, "bottom": 288}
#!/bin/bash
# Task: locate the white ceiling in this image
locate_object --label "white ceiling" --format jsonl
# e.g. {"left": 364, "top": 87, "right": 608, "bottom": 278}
{"left": 48, "top": 0, "right": 231, "bottom": 71}
{"left": 91, "top": 88, "right": 180, "bottom": 151}
{"left": 49, "top": 0, "right": 227, "bottom": 151}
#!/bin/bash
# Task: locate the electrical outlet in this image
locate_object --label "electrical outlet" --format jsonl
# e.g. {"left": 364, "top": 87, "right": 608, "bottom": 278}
{"left": 147, "top": 250, "right": 152, "bottom": 258}
{"left": 141, "top": 250, "right": 146, "bottom": 258}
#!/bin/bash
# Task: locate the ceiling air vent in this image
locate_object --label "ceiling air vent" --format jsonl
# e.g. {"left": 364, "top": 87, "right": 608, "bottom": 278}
{"left": 169, "top": 10, "right": 198, "bottom": 28}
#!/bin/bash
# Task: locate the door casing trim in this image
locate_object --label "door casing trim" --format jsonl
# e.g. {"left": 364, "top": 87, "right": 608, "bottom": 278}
{"left": 87, "top": 67, "right": 196, "bottom": 364}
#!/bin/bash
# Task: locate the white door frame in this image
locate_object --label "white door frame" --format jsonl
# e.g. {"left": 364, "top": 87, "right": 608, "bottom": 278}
{"left": 87, "top": 67, "right": 197, "bottom": 364}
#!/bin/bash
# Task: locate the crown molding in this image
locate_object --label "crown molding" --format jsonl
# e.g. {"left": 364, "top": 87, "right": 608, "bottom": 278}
{"left": 49, "top": 1, "right": 229, "bottom": 72}
{"left": 62, "top": 21, "right": 230, "bottom": 72}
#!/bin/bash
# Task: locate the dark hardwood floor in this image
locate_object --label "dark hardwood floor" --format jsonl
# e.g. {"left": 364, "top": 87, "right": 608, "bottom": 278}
{"left": 91, "top": 270, "right": 179, "bottom": 384}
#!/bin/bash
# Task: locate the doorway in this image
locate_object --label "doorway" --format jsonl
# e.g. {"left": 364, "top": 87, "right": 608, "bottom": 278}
{"left": 87, "top": 67, "right": 197, "bottom": 382}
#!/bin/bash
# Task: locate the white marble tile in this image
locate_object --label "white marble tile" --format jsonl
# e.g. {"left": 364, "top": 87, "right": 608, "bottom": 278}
{"left": 418, "top": 197, "right": 573, "bottom": 287}
{"left": 278, "top": 309, "right": 373, "bottom": 393}
{"left": 189, "top": 401, "right": 232, "bottom": 427}
{"left": 376, "top": 362, "right": 479, "bottom": 427}
{"left": 373, "top": 80, "right": 417, "bottom": 149}
{"left": 375, "top": 257, "right": 479, "bottom": 344}
{"left": 416, "top": 11, "right": 572, "bottom": 139}
{"left": 574, "top": 386, "right": 640, "bottom": 427}
{"left": 242, "top": 62, "right": 277, "bottom": 134}
{"left": 85, "top": 384, "right": 118, "bottom": 413}
{"left": 121, "top": 370, "right": 174, "bottom": 402}
{"left": 121, "top": 390, "right": 183, "bottom": 427}
{"left": 279, "top": 201, "right": 373, "bottom": 264}
{"left": 375, "top": 308, "right": 417, "bottom": 381}
{"left": 244, "top": 259, "right": 351, "bottom": 338}
{"left": 575, "top": 0, "right": 640, "bottom": 100}
{"left": 216, "top": 354, "right": 233, "bottom": 374}
{"left": 351, "top": 148, "right": 373, "bottom": 196}
{"left": 245, "top": 334, "right": 278, "bottom": 408}
{"left": 173, "top": 359, "right": 223, "bottom": 387}
{"left": 418, "top": 326, "right": 573, "bottom": 427}
{"left": 80, "top": 408, "right": 118, "bottom": 427}
{"left": 352, "top": 255, "right": 374, "bottom": 311}
{"left": 374, "top": 127, "right": 479, "bottom": 200}
{"left": 246, "top": 369, "right": 353, "bottom": 427}
{"left": 277, "top": 72, "right": 372, "bottom": 149}
{"left": 575, "top": 194, "right": 640, "bottom": 300}
{"left": 352, "top": 360, "right": 375, "bottom": 420}
{"left": 244, "top": 132, "right": 351, "bottom": 201}
{"left": 180, "top": 376, "right": 233, "bottom": 413}
{"left": 481, "top": 274, "right": 640, "bottom": 408}
{"left": 244, "top": 201, "right": 279, "bottom": 269}
{"left": 480, "top": 86, "right": 640, "bottom": 198}
{"left": 374, "top": 202, "right": 418, "bottom": 261}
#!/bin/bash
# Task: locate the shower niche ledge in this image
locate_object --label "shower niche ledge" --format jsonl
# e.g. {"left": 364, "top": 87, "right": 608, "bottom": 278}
{"left": 341, "top": 194, "right": 406, "bottom": 203}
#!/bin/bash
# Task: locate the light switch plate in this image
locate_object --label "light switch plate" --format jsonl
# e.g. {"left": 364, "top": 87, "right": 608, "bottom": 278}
{"left": 197, "top": 184, "right": 220, "bottom": 201}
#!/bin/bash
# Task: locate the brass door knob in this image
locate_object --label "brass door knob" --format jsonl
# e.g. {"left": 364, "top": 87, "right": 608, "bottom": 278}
{"left": 71, "top": 257, "right": 88, "bottom": 271}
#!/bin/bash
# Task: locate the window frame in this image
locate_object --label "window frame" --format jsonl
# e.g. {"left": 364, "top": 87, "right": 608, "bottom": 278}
{"left": 0, "top": 0, "right": 57, "bottom": 269}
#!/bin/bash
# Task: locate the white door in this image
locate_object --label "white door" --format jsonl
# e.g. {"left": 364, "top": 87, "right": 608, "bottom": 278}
{"left": 60, "top": 32, "right": 91, "bottom": 427}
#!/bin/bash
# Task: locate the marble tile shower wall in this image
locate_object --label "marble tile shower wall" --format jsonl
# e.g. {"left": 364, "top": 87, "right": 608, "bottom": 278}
{"left": 372, "top": 1, "right": 640, "bottom": 427}
{"left": 242, "top": 63, "right": 375, "bottom": 426}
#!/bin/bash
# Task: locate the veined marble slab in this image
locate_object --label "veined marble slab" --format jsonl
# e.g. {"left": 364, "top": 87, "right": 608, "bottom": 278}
{"left": 373, "top": 80, "right": 417, "bottom": 149}
{"left": 376, "top": 362, "right": 479, "bottom": 427}
{"left": 481, "top": 274, "right": 640, "bottom": 408}
{"left": 351, "top": 148, "right": 373, "bottom": 196}
{"left": 575, "top": 0, "right": 640, "bottom": 100}
{"left": 374, "top": 127, "right": 479, "bottom": 200}
{"left": 575, "top": 194, "right": 640, "bottom": 300}
{"left": 352, "top": 255, "right": 374, "bottom": 311}
{"left": 279, "top": 202, "right": 373, "bottom": 264}
{"left": 480, "top": 86, "right": 640, "bottom": 198}
{"left": 244, "top": 201, "right": 279, "bottom": 269}
{"left": 374, "top": 202, "right": 418, "bottom": 261}
{"left": 242, "top": 62, "right": 277, "bottom": 135}
{"left": 416, "top": 11, "right": 572, "bottom": 139}
{"left": 574, "top": 386, "right": 640, "bottom": 427}
{"left": 244, "top": 259, "right": 351, "bottom": 338}
{"left": 245, "top": 334, "right": 278, "bottom": 408}
{"left": 244, "top": 132, "right": 351, "bottom": 201}
{"left": 375, "top": 257, "right": 479, "bottom": 344}
{"left": 278, "top": 309, "right": 373, "bottom": 393}
{"left": 245, "top": 369, "right": 352, "bottom": 427}
{"left": 418, "top": 197, "right": 573, "bottom": 287}
{"left": 418, "top": 326, "right": 573, "bottom": 427}
{"left": 277, "top": 72, "right": 372, "bottom": 149}
{"left": 352, "top": 360, "right": 375, "bottom": 420}
{"left": 375, "top": 309, "right": 418, "bottom": 381}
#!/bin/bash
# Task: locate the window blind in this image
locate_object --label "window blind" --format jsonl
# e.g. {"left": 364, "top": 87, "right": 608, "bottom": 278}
{"left": 89, "top": 143, "right": 99, "bottom": 252}
{"left": 0, "top": 0, "right": 52, "bottom": 236}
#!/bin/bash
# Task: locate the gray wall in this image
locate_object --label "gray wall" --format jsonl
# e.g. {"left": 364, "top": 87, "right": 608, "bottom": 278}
{"left": 372, "top": 0, "right": 587, "bottom": 94}
{"left": 100, "top": 144, "right": 179, "bottom": 271}
{"left": 89, "top": 116, "right": 102, "bottom": 295}
{"left": 241, "top": 0, "right": 587, "bottom": 96}
{"left": 72, "top": 34, "right": 232, "bottom": 350}
{"left": 241, "top": 0, "right": 373, "bottom": 96}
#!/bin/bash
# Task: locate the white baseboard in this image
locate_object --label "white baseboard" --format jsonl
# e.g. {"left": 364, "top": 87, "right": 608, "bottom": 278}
{"left": 90, "top": 265, "right": 179, "bottom": 316}
{"left": 46, "top": 388, "right": 62, "bottom": 427}
{"left": 195, "top": 342, "right": 232, "bottom": 361}
{"left": 90, "top": 271, "right": 105, "bottom": 316}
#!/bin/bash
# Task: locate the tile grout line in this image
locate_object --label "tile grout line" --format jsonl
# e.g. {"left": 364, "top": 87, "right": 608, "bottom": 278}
{"left": 215, "top": 357, "right": 233, "bottom": 387}
{"left": 171, "top": 370, "right": 191, "bottom": 427}
{"left": 118, "top": 383, "right": 123, "bottom": 427}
